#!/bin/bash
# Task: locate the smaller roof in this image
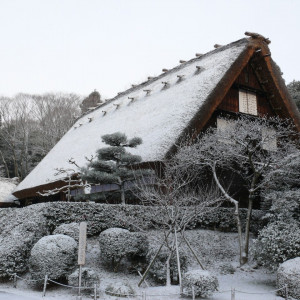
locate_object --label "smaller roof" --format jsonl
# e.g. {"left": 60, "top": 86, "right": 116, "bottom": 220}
{"left": 0, "top": 178, "right": 18, "bottom": 205}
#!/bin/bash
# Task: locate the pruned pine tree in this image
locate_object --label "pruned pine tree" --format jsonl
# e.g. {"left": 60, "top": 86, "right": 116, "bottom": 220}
{"left": 175, "top": 115, "right": 299, "bottom": 266}
{"left": 81, "top": 132, "right": 144, "bottom": 205}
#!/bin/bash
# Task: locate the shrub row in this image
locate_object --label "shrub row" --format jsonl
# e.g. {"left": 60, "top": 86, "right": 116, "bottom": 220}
{"left": 0, "top": 202, "right": 265, "bottom": 278}
{"left": 43, "top": 202, "right": 266, "bottom": 236}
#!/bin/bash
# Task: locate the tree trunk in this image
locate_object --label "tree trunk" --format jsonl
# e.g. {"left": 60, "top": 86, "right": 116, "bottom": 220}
{"left": 166, "top": 254, "right": 171, "bottom": 286}
{"left": 174, "top": 227, "right": 182, "bottom": 293}
{"left": 242, "top": 193, "right": 254, "bottom": 265}
{"left": 0, "top": 150, "right": 10, "bottom": 178}
{"left": 120, "top": 182, "right": 125, "bottom": 205}
{"left": 212, "top": 163, "right": 244, "bottom": 266}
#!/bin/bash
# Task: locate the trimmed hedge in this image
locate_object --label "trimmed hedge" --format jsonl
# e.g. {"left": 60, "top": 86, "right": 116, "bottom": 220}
{"left": 0, "top": 202, "right": 265, "bottom": 278}
{"left": 42, "top": 202, "right": 265, "bottom": 236}
{"left": 99, "top": 228, "right": 148, "bottom": 271}
{"left": 29, "top": 234, "right": 77, "bottom": 281}
{"left": 0, "top": 205, "right": 49, "bottom": 278}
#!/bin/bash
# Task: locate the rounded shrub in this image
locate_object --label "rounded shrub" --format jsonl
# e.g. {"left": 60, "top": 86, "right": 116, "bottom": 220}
{"left": 99, "top": 228, "right": 148, "bottom": 271}
{"left": 53, "top": 222, "right": 80, "bottom": 242}
{"left": 105, "top": 281, "right": 136, "bottom": 297}
{"left": 253, "top": 220, "right": 300, "bottom": 270}
{"left": 29, "top": 234, "right": 77, "bottom": 281}
{"left": 146, "top": 246, "right": 188, "bottom": 284}
{"left": 68, "top": 267, "right": 99, "bottom": 291}
{"left": 277, "top": 257, "right": 300, "bottom": 299}
{"left": 182, "top": 269, "right": 219, "bottom": 298}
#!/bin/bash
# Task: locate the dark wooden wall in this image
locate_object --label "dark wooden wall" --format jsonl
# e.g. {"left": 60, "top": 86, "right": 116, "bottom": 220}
{"left": 217, "top": 62, "right": 276, "bottom": 117}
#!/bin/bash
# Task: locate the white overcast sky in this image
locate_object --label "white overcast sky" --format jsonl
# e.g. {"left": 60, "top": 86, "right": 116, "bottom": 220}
{"left": 0, "top": 0, "right": 299, "bottom": 99}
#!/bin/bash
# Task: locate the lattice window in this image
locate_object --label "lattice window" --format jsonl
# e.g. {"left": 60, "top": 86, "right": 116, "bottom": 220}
{"left": 239, "top": 90, "right": 257, "bottom": 115}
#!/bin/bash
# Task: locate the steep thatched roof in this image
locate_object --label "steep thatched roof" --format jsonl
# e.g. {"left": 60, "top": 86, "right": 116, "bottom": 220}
{"left": 13, "top": 35, "right": 300, "bottom": 199}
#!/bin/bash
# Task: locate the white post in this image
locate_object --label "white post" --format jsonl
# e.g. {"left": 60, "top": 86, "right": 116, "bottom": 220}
{"left": 231, "top": 287, "right": 235, "bottom": 300}
{"left": 192, "top": 286, "right": 195, "bottom": 300}
{"left": 285, "top": 285, "right": 289, "bottom": 300}
{"left": 42, "top": 275, "right": 48, "bottom": 297}
{"left": 78, "top": 222, "right": 87, "bottom": 300}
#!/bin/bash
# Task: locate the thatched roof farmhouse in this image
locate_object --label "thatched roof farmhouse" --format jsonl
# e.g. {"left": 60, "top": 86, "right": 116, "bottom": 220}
{"left": 13, "top": 33, "right": 300, "bottom": 203}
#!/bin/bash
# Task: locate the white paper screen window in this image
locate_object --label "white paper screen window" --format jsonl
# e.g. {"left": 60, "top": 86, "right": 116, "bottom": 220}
{"left": 239, "top": 90, "right": 257, "bottom": 116}
{"left": 217, "top": 118, "right": 236, "bottom": 144}
{"left": 261, "top": 127, "right": 277, "bottom": 151}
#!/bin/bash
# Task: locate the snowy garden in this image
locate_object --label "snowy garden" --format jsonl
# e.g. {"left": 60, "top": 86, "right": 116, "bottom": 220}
{"left": 0, "top": 199, "right": 298, "bottom": 300}
{"left": 1, "top": 117, "right": 300, "bottom": 299}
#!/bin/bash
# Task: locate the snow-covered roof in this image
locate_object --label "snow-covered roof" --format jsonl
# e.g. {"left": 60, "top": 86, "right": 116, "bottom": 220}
{"left": 14, "top": 39, "right": 249, "bottom": 196}
{"left": 0, "top": 178, "right": 18, "bottom": 204}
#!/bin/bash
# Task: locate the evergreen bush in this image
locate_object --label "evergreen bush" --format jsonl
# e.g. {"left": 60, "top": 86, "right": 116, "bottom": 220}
{"left": 53, "top": 222, "right": 79, "bottom": 242}
{"left": 146, "top": 246, "right": 188, "bottom": 284}
{"left": 29, "top": 234, "right": 77, "bottom": 281}
{"left": 105, "top": 281, "right": 136, "bottom": 297}
{"left": 182, "top": 269, "right": 219, "bottom": 298}
{"left": 99, "top": 228, "right": 148, "bottom": 271}
{"left": 277, "top": 257, "right": 300, "bottom": 299}
{"left": 253, "top": 220, "right": 300, "bottom": 270}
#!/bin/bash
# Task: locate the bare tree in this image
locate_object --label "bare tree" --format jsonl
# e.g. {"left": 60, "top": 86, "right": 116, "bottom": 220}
{"left": 37, "top": 168, "right": 91, "bottom": 201}
{"left": 134, "top": 159, "right": 224, "bottom": 289}
{"left": 0, "top": 92, "right": 81, "bottom": 179}
{"left": 175, "top": 115, "right": 299, "bottom": 266}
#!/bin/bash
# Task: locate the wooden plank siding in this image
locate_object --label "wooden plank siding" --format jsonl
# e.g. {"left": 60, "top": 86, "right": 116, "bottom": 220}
{"left": 217, "top": 62, "right": 276, "bottom": 117}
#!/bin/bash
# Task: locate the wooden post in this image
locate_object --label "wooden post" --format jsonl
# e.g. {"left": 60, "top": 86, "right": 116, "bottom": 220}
{"left": 138, "top": 271, "right": 149, "bottom": 287}
{"left": 231, "top": 287, "right": 235, "bottom": 300}
{"left": 78, "top": 222, "right": 87, "bottom": 300}
{"left": 42, "top": 275, "right": 48, "bottom": 297}
{"left": 192, "top": 286, "right": 195, "bottom": 300}
{"left": 182, "top": 232, "right": 205, "bottom": 270}
{"left": 94, "top": 283, "right": 97, "bottom": 300}
{"left": 13, "top": 273, "right": 17, "bottom": 288}
{"left": 174, "top": 227, "right": 182, "bottom": 293}
{"left": 78, "top": 265, "right": 82, "bottom": 299}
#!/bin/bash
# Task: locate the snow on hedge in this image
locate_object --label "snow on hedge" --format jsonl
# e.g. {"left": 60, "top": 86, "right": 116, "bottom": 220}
{"left": 53, "top": 222, "right": 80, "bottom": 242}
{"left": 0, "top": 202, "right": 264, "bottom": 278}
{"left": 0, "top": 204, "right": 49, "bottom": 278}
{"left": 182, "top": 269, "right": 219, "bottom": 298}
{"left": 99, "top": 228, "right": 148, "bottom": 271}
{"left": 0, "top": 177, "right": 18, "bottom": 204}
{"left": 29, "top": 234, "right": 77, "bottom": 281}
{"left": 146, "top": 246, "right": 188, "bottom": 284}
{"left": 105, "top": 281, "right": 136, "bottom": 297}
{"left": 277, "top": 257, "right": 300, "bottom": 299}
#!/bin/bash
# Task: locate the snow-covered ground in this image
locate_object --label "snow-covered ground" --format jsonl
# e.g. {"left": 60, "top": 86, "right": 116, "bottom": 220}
{"left": 0, "top": 230, "right": 286, "bottom": 300}
{"left": 0, "top": 270, "right": 284, "bottom": 300}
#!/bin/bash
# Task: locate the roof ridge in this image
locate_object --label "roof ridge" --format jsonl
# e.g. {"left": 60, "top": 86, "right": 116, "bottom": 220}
{"left": 77, "top": 38, "right": 249, "bottom": 120}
